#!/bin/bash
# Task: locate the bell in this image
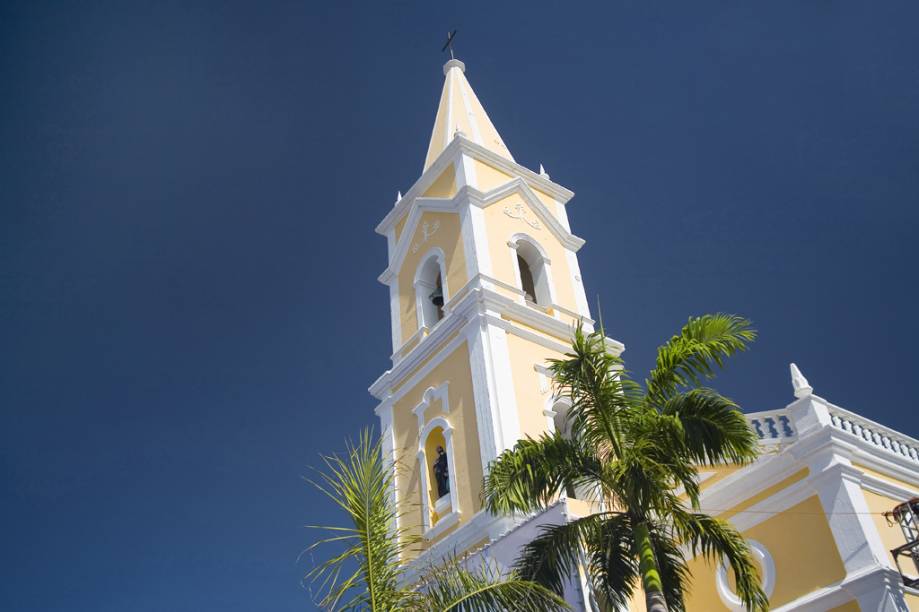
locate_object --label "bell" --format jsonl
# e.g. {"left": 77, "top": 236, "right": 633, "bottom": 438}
{"left": 429, "top": 285, "right": 444, "bottom": 307}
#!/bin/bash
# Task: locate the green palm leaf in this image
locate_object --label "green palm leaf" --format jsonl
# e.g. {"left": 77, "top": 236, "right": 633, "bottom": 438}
{"left": 306, "top": 429, "right": 570, "bottom": 611}
{"left": 483, "top": 433, "right": 599, "bottom": 515}
{"left": 417, "top": 558, "right": 569, "bottom": 612}
{"left": 671, "top": 510, "right": 769, "bottom": 612}
{"left": 305, "top": 429, "right": 408, "bottom": 611}
{"left": 647, "top": 314, "right": 756, "bottom": 401}
{"left": 484, "top": 314, "right": 764, "bottom": 612}
{"left": 661, "top": 388, "right": 759, "bottom": 465}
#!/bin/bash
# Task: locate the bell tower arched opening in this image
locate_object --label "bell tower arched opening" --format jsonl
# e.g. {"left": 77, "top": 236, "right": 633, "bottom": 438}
{"left": 511, "top": 237, "right": 553, "bottom": 307}
{"left": 414, "top": 249, "right": 447, "bottom": 330}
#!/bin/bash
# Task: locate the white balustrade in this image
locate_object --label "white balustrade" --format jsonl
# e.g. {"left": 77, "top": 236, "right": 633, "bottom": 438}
{"left": 746, "top": 410, "right": 797, "bottom": 444}
{"left": 827, "top": 406, "right": 919, "bottom": 463}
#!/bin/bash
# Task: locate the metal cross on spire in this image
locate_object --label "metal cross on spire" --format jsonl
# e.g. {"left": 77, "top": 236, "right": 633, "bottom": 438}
{"left": 441, "top": 29, "right": 458, "bottom": 59}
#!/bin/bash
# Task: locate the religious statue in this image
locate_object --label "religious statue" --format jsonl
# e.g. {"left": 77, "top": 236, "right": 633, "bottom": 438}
{"left": 433, "top": 445, "right": 449, "bottom": 498}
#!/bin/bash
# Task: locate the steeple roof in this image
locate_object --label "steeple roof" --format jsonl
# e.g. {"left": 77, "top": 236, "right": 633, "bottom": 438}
{"left": 423, "top": 59, "right": 514, "bottom": 171}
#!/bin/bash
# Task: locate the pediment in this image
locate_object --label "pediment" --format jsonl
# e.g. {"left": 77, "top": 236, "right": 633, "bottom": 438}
{"left": 379, "top": 177, "right": 584, "bottom": 285}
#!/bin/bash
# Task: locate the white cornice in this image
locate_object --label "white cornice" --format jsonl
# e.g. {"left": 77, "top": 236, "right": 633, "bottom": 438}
{"left": 376, "top": 135, "right": 576, "bottom": 237}
{"left": 369, "top": 280, "right": 623, "bottom": 401}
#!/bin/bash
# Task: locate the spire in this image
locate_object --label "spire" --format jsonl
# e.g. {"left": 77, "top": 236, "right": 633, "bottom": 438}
{"left": 789, "top": 363, "right": 813, "bottom": 399}
{"left": 423, "top": 59, "right": 514, "bottom": 171}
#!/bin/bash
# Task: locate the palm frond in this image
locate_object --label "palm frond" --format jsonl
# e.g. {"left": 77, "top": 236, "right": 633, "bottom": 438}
{"left": 483, "top": 433, "right": 599, "bottom": 515}
{"left": 587, "top": 513, "right": 640, "bottom": 611}
{"left": 602, "top": 410, "right": 701, "bottom": 516}
{"left": 647, "top": 314, "right": 756, "bottom": 401}
{"left": 514, "top": 513, "right": 609, "bottom": 596}
{"left": 418, "top": 558, "right": 569, "bottom": 612}
{"left": 548, "top": 324, "right": 641, "bottom": 462}
{"left": 305, "top": 428, "right": 410, "bottom": 611}
{"left": 671, "top": 511, "right": 769, "bottom": 612}
{"left": 661, "top": 388, "right": 759, "bottom": 465}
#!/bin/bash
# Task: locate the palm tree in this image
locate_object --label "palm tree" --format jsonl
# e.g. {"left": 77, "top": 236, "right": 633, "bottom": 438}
{"left": 482, "top": 314, "right": 770, "bottom": 612}
{"left": 305, "top": 429, "right": 570, "bottom": 612}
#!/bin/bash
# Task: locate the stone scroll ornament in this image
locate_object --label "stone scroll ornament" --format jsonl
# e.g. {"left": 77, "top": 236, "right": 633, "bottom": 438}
{"left": 503, "top": 203, "right": 541, "bottom": 229}
{"left": 411, "top": 220, "right": 441, "bottom": 254}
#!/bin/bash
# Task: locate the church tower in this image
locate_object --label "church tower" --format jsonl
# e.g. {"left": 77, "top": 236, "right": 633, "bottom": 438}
{"left": 369, "top": 58, "right": 919, "bottom": 612}
{"left": 370, "top": 58, "right": 621, "bottom": 557}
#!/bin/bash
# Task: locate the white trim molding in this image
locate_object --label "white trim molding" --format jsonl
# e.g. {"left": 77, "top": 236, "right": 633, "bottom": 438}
{"left": 411, "top": 382, "right": 450, "bottom": 430}
{"left": 378, "top": 170, "right": 585, "bottom": 286}
{"left": 413, "top": 246, "right": 449, "bottom": 331}
{"left": 376, "top": 135, "right": 575, "bottom": 239}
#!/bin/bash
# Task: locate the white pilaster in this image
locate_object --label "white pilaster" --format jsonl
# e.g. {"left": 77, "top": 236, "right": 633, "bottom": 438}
{"left": 464, "top": 312, "right": 521, "bottom": 468}
{"left": 483, "top": 316, "right": 521, "bottom": 454}
{"left": 787, "top": 400, "right": 911, "bottom": 610}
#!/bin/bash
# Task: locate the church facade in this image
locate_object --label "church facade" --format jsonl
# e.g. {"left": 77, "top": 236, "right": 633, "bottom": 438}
{"left": 369, "top": 58, "right": 919, "bottom": 611}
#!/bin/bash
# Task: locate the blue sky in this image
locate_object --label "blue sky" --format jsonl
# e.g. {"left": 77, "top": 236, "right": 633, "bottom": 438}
{"left": 2, "top": 2, "right": 918, "bottom": 610}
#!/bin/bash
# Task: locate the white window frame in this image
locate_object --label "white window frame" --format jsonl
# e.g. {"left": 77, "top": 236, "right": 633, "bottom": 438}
{"left": 507, "top": 234, "right": 555, "bottom": 308}
{"left": 413, "top": 247, "right": 449, "bottom": 331}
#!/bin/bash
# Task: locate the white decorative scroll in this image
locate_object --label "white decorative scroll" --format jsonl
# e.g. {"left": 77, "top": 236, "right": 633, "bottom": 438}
{"left": 411, "top": 220, "right": 440, "bottom": 254}
{"left": 503, "top": 203, "right": 541, "bottom": 230}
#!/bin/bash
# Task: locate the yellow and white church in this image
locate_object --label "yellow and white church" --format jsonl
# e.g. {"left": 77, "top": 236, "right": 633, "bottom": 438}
{"left": 368, "top": 58, "right": 919, "bottom": 611}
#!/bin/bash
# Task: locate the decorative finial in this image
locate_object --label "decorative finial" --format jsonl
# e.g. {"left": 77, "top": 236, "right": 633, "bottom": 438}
{"left": 538, "top": 163, "right": 550, "bottom": 179}
{"left": 396, "top": 190, "right": 402, "bottom": 203}
{"left": 790, "top": 363, "right": 813, "bottom": 399}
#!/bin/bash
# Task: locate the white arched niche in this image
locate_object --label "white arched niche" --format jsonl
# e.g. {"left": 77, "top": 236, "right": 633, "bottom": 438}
{"left": 508, "top": 235, "right": 554, "bottom": 308}
{"left": 416, "top": 415, "right": 460, "bottom": 540}
{"left": 413, "top": 247, "right": 448, "bottom": 331}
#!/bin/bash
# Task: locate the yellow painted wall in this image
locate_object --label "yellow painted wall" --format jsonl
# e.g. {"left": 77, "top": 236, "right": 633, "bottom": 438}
{"left": 696, "top": 464, "right": 743, "bottom": 495}
{"left": 483, "top": 193, "right": 578, "bottom": 313}
{"left": 422, "top": 163, "right": 457, "bottom": 198}
{"left": 905, "top": 590, "right": 919, "bottom": 609}
{"left": 683, "top": 495, "right": 846, "bottom": 611}
{"left": 827, "top": 601, "right": 861, "bottom": 612}
{"left": 390, "top": 342, "right": 482, "bottom": 551}
{"left": 397, "top": 211, "right": 467, "bottom": 345}
{"left": 532, "top": 187, "right": 559, "bottom": 213}
{"left": 473, "top": 159, "right": 512, "bottom": 192}
{"left": 862, "top": 488, "right": 910, "bottom": 569}
{"left": 505, "top": 332, "right": 565, "bottom": 439}
{"left": 392, "top": 164, "right": 458, "bottom": 248}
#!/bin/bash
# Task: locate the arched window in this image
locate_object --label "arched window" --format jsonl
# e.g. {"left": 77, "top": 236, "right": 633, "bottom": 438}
{"left": 415, "top": 251, "right": 447, "bottom": 330}
{"left": 511, "top": 238, "right": 552, "bottom": 307}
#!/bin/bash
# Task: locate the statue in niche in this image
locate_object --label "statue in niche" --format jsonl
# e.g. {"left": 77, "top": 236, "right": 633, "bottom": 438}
{"left": 433, "top": 446, "right": 449, "bottom": 498}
